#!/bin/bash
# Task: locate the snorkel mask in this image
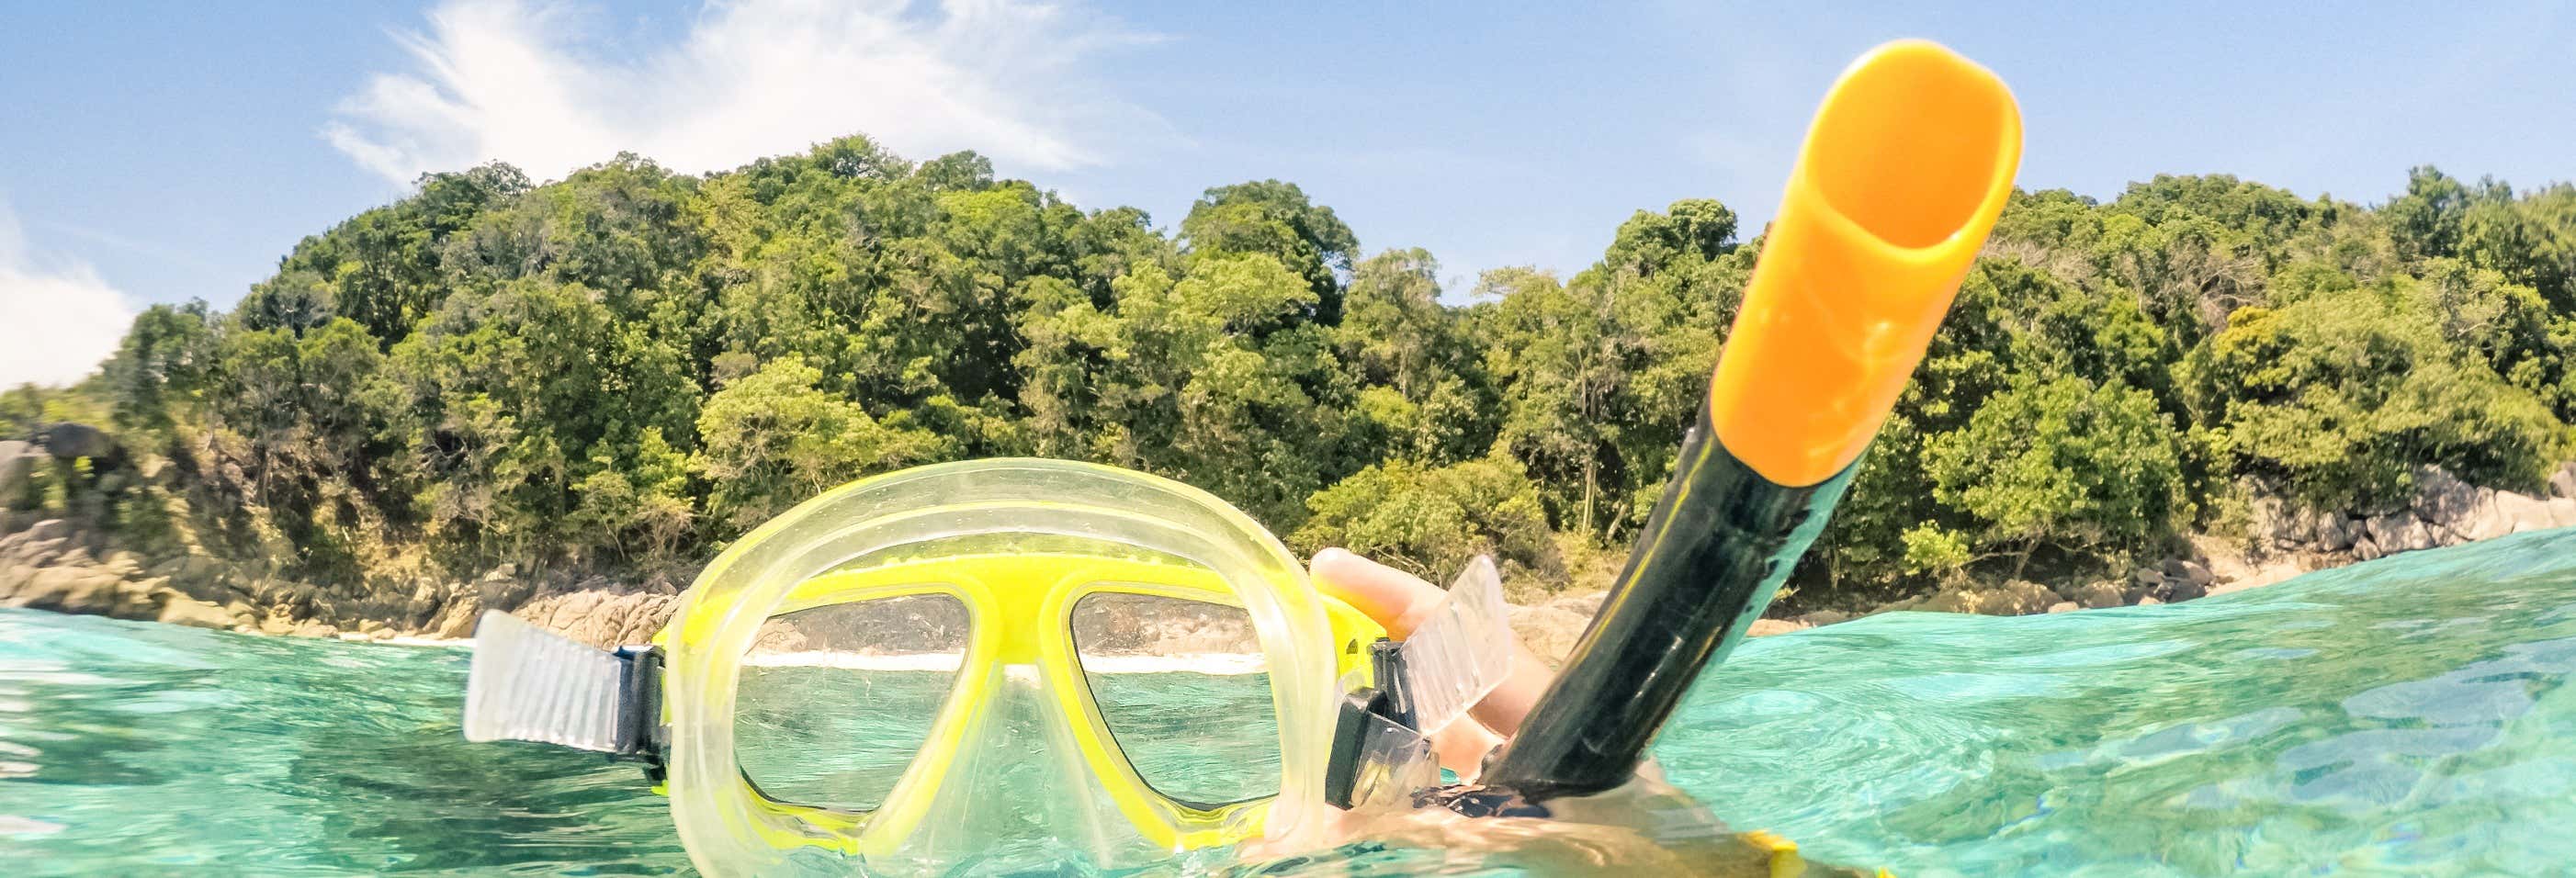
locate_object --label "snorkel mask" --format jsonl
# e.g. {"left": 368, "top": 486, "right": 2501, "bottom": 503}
{"left": 465, "top": 458, "right": 1508, "bottom": 876}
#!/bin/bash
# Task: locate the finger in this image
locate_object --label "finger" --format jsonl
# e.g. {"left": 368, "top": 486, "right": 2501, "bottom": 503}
{"left": 1309, "top": 547, "right": 1447, "bottom": 637}
{"left": 1310, "top": 548, "right": 1557, "bottom": 736}
{"left": 1429, "top": 717, "right": 1504, "bottom": 781}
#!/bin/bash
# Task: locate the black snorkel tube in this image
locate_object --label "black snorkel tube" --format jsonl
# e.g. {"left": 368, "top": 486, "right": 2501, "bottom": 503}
{"left": 1464, "top": 39, "right": 2026, "bottom": 807}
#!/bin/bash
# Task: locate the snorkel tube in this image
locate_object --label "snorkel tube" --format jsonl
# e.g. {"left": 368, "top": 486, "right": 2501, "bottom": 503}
{"left": 1474, "top": 39, "right": 2024, "bottom": 803}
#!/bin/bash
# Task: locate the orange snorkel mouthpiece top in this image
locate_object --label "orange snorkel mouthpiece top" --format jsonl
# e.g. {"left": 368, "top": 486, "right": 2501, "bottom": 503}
{"left": 1709, "top": 39, "right": 2024, "bottom": 487}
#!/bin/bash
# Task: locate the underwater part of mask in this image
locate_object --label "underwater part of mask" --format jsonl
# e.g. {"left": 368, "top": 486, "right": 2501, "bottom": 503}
{"left": 461, "top": 457, "right": 1516, "bottom": 876}
{"left": 1444, "top": 38, "right": 2025, "bottom": 813}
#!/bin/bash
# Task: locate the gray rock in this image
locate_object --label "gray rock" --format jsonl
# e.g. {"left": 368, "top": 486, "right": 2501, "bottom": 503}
{"left": 1798, "top": 609, "right": 1851, "bottom": 627}
{"left": 1747, "top": 618, "right": 1806, "bottom": 637}
{"left": 12, "top": 536, "right": 69, "bottom": 568}
{"left": 2547, "top": 497, "right": 2576, "bottom": 530}
{"left": 2314, "top": 515, "right": 2358, "bottom": 552}
{"left": 2492, "top": 490, "right": 2558, "bottom": 535}
{"left": 2254, "top": 496, "right": 2306, "bottom": 542}
{"left": 2365, "top": 513, "right": 2411, "bottom": 551}
{"left": 0, "top": 441, "right": 40, "bottom": 509}
{"left": 1508, "top": 604, "right": 1591, "bottom": 665}
{"left": 21, "top": 519, "right": 73, "bottom": 544}
{"left": 2246, "top": 494, "right": 2289, "bottom": 539}
{"left": 1919, "top": 580, "right": 2062, "bottom": 616}
{"left": 2046, "top": 602, "right": 2080, "bottom": 613}
{"left": 2162, "top": 573, "right": 2209, "bottom": 602}
{"left": 513, "top": 590, "right": 677, "bottom": 648}
{"left": 2460, "top": 490, "right": 2514, "bottom": 542}
{"left": 2552, "top": 463, "right": 2576, "bottom": 501}
{"left": 476, "top": 566, "right": 537, "bottom": 613}
{"left": 2162, "top": 559, "right": 2215, "bottom": 589}
{"left": 2379, "top": 517, "right": 2421, "bottom": 550}
{"left": 2354, "top": 538, "right": 2383, "bottom": 561}
{"left": 428, "top": 596, "right": 481, "bottom": 639}
{"left": 2070, "top": 580, "right": 2127, "bottom": 610}
{"left": 5, "top": 567, "right": 127, "bottom": 614}
{"left": 2412, "top": 466, "right": 2480, "bottom": 523}
{"left": 155, "top": 592, "right": 241, "bottom": 630}
{"left": 34, "top": 422, "right": 115, "bottom": 461}
{"left": 1545, "top": 590, "right": 1608, "bottom": 619}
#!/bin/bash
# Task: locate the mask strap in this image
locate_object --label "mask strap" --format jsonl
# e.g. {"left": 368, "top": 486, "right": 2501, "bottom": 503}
{"left": 464, "top": 611, "right": 668, "bottom": 779}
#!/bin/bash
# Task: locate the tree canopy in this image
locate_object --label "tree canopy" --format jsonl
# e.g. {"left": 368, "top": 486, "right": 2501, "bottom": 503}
{"left": 14, "top": 134, "right": 2576, "bottom": 608}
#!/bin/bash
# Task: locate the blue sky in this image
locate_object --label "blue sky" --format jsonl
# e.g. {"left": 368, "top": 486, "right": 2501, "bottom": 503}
{"left": 3, "top": 0, "right": 2572, "bottom": 386}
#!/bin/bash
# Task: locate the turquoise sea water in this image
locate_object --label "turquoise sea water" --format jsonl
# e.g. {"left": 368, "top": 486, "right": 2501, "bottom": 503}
{"left": 8, "top": 527, "right": 2576, "bottom": 874}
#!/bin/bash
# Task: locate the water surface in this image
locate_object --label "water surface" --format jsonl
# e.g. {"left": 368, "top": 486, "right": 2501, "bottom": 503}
{"left": 8, "top": 528, "right": 2576, "bottom": 875}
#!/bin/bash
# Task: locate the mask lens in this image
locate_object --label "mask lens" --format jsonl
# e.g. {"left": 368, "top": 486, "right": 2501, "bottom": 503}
{"left": 734, "top": 593, "right": 970, "bottom": 811}
{"left": 1070, "top": 591, "right": 1280, "bottom": 807}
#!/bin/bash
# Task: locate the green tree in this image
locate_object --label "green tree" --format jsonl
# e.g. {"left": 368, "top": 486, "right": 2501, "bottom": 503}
{"left": 1291, "top": 455, "right": 1560, "bottom": 583}
{"left": 1924, "top": 376, "right": 2190, "bottom": 572}
{"left": 693, "top": 356, "right": 950, "bottom": 532}
{"left": 1181, "top": 180, "right": 1359, "bottom": 320}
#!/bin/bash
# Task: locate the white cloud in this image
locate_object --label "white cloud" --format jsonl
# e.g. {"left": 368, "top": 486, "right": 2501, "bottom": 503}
{"left": 325, "top": 0, "right": 1164, "bottom": 186}
{"left": 0, "top": 203, "right": 133, "bottom": 388}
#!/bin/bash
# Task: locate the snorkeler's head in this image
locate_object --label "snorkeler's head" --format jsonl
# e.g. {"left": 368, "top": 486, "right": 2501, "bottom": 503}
{"left": 644, "top": 459, "right": 1382, "bottom": 873}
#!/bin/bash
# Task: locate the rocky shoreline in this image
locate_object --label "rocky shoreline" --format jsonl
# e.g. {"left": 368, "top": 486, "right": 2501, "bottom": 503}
{"left": 6, "top": 461, "right": 2574, "bottom": 663}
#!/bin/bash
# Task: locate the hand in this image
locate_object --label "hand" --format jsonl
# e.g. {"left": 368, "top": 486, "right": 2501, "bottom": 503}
{"left": 1307, "top": 547, "right": 1558, "bottom": 780}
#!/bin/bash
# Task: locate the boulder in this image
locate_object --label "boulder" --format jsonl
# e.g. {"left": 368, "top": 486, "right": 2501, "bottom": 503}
{"left": 154, "top": 592, "right": 242, "bottom": 630}
{"left": 5, "top": 567, "right": 127, "bottom": 614}
{"left": 2492, "top": 490, "right": 2559, "bottom": 535}
{"left": 1920, "top": 580, "right": 2062, "bottom": 616}
{"left": 427, "top": 596, "right": 482, "bottom": 640}
{"left": 2313, "top": 514, "right": 2359, "bottom": 552}
{"left": 2123, "top": 568, "right": 2164, "bottom": 603}
{"left": 2069, "top": 580, "right": 2127, "bottom": 610}
{"left": 148, "top": 555, "right": 231, "bottom": 596}
{"left": 34, "top": 422, "right": 115, "bottom": 462}
{"left": 2412, "top": 466, "right": 2480, "bottom": 523}
{"left": 1508, "top": 604, "right": 1591, "bottom": 665}
{"left": 2252, "top": 495, "right": 2306, "bottom": 543}
{"left": 2551, "top": 463, "right": 2576, "bottom": 501}
{"left": 2353, "top": 537, "right": 2382, "bottom": 562}
{"left": 2398, "top": 518, "right": 2437, "bottom": 553}
{"left": 2046, "top": 602, "right": 2079, "bottom": 614}
{"left": 1545, "top": 590, "right": 1609, "bottom": 619}
{"left": 2153, "top": 565, "right": 2210, "bottom": 602}
{"left": 20, "top": 519, "right": 73, "bottom": 544}
{"left": 2547, "top": 497, "right": 2576, "bottom": 530}
{"left": 0, "top": 441, "right": 40, "bottom": 508}
{"left": 1797, "top": 609, "right": 1851, "bottom": 627}
{"left": 2162, "top": 558, "right": 2215, "bottom": 589}
{"left": 1747, "top": 618, "right": 1808, "bottom": 637}
{"left": 513, "top": 590, "right": 677, "bottom": 648}
{"left": 2365, "top": 513, "right": 2411, "bottom": 551}
{"left": 476, "top": 564, "right": 537, "bottom": 613}
{"left": 2458, "top": 489, "right": 2514, "bottom": 542}
{"left": 10, "top": 536, "right": 68, "bottom": 568}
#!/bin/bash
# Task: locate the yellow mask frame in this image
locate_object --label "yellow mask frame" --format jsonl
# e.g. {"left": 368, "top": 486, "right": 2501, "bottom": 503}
{"left": 650, "top": 458, "right": 1384, "bottom": 875}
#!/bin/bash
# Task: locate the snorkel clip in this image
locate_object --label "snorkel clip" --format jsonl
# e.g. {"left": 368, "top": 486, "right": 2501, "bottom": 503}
{"left": 1321, "top": 555, "right": 1515, "bottom": 810}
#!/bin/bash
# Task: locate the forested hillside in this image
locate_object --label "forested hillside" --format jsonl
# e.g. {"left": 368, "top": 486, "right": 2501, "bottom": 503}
{"left": 7, "top": 135, "right": 2575, "bottom": 611}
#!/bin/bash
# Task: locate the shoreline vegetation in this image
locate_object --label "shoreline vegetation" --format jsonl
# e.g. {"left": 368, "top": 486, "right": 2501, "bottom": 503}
{"left": 5, "top": 136, "right": 2576, "bottom": 660}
